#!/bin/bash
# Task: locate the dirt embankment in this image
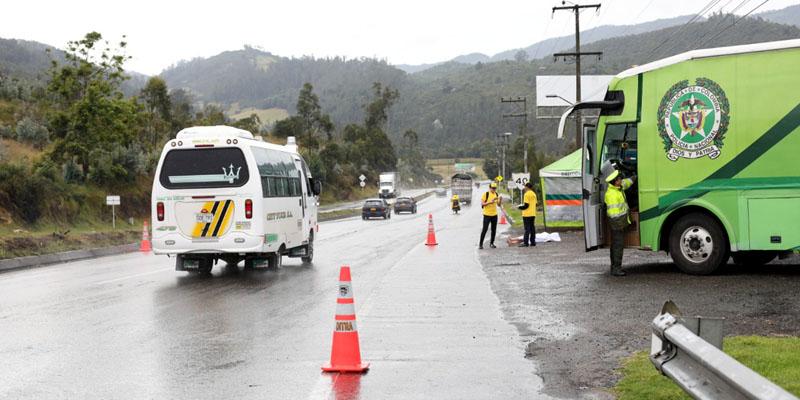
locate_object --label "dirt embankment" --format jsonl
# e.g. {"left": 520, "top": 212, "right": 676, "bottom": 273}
{"left": 1, "top": 230, "right": 140, "bottom": 260}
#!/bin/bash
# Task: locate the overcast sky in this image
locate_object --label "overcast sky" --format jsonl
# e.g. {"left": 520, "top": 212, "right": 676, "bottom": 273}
{"left": 3, "top": 0, "right": 799, "bottom": 75}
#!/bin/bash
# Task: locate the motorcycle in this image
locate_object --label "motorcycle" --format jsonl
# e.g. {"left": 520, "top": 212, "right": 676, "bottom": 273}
{"left": 452, "top": 199, "right": 461, "bottom": 214}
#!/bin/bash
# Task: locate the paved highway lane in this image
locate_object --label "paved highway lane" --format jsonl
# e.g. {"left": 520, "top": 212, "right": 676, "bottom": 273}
{"left": 0, "top": 192, "right": 551, "bottom": 399}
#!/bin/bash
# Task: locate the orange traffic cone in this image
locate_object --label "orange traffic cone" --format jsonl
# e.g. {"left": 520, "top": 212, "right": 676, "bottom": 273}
{"left": 322, "top": 266, "right": 370, "bottom": 373}
{"left": 499, "top": 206, "right": 507, "bottom": 225}
{"left": 140, "top": 222, "right": 152, "bottom": 252}
{"left": 425, "top": 214, "right": 438, "bottom": 246}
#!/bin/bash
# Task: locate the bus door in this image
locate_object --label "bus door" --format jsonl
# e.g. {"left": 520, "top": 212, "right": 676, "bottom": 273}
{"left": 582, "top": 124, "right": 602, "bottom": 251}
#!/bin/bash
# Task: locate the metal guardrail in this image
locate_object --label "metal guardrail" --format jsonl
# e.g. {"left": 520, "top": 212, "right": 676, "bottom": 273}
{"left": 650, "top": 312, "right": 798, "bottom": 400}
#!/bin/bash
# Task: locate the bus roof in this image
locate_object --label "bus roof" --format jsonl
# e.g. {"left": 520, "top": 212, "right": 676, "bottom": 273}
{"left": 176, "top": 125, "right": 254, "bottom": 139}
{"left": 617, "top": 39, "right": 800, "bottom": 79}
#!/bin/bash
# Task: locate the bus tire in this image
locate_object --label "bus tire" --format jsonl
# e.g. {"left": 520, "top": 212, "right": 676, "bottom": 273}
{"left": 268, "top": 248, "right": 283, "bottom": 270}
{"left": 302, "top": 233, "right": 314, "bottom": 264}
{"left": 732, "top": 251, "right": 777, "bottom": 266}
{"left": 668, "top": 213, "right": 729, "bottom": 275}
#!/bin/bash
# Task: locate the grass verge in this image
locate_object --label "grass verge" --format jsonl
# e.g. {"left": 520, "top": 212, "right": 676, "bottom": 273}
{"left": 612, "top": 335, "right": 800, "bottom": 399}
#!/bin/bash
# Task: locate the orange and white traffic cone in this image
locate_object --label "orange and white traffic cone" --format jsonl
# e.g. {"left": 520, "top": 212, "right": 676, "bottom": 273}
{"left": 140, "top": 222, "right": 152, "bottom": 252}
{"left": 499, "top": 206, "right": 507, "bottom": 225}
{"left": 322, "top": 266, "right": 370, "bottom": 373}
{"left": 425, "top": 214, "right": 438, "bottom": 246}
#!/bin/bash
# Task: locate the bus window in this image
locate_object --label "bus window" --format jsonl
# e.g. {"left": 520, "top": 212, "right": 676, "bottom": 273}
{"left": 601, "top": 123, "right": 638, "bottom": 166}
{"left": 159, "top": 148, "right": 249, "bottom": 189}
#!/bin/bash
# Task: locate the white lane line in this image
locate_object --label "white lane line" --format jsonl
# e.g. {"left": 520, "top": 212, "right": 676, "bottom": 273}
{"left": 95, "top": 267, "right": 174, "bottom": 285}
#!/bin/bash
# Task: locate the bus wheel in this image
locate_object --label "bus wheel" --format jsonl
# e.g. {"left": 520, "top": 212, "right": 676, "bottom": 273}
{"left": 668, "top": 213, "right": 729, "bottom": 275}
{"left": 732, "top": 251, "right": 777, "bottom": 266}
{"left": 268, "top": 247, "right": 283, "bottom": 270}
{"left": 302, "top": 233, "right": 314, "bottom": 264}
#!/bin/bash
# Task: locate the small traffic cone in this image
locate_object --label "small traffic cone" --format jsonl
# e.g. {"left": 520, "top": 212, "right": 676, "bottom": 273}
{"left": 322, "top": 266, "right": 370, "bottom": 373}
{"left": 140, "top": 222, "right": 152, "bottom": 252}
{"left": 499, "top": 206, "right": 507, "bottom": 225}
{"left": 425, "top": 214, "right": 438, "bottom": 246}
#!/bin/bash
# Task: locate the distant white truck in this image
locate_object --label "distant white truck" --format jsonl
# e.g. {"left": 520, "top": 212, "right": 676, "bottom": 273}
{"left": 378, "top": 172, "right": 399, "bottom": 199}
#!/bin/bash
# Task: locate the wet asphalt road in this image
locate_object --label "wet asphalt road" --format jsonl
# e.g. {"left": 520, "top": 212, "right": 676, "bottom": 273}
{"left": 480, "top": 228, "right": 800, "bottom": 399}
{"left": 0, "top": 192, "right": 550, "bottom": 400}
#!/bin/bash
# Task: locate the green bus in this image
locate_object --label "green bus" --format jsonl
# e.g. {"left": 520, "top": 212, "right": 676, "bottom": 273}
{"left": 557, "top": 39, "right": 800, "bottom": 274}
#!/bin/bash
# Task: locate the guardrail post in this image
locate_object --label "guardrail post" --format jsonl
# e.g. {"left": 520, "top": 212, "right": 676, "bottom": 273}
{"left": 649, "top": 309, "right": 798, "bottom": 400}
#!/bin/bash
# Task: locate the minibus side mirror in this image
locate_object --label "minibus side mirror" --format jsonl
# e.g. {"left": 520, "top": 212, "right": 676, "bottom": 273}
{"left": 313, "top": 180, "right": 322, "bottom": 196}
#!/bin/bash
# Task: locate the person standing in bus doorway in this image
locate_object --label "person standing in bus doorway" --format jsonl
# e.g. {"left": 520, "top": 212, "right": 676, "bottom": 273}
{"left": 517, "top": 181, "right": 537, "bottom": 247}
{"left": 605, "top": 169, "right": 636, "bottom": 276}
{"left": 479, "top": 182, "right": 501, "bottom": 249}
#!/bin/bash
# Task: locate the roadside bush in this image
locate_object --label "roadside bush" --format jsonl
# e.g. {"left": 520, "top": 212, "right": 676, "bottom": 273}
{"left": 0, "top": 162, "right": 46, "bottom": 223}
{"left": 87, "top": 145, "right": 147, "bottom": 185}
{"left": 34, "top": 157, "right": 61, "bottom": 182}
{"left": 16, "top": 117, "right": 49, "bottom": 150}
{"left": 63, "top": 160, "right": 84, "bottom": 183}
{"left": 0, "top": 124, "right": 13, "bottom": 138}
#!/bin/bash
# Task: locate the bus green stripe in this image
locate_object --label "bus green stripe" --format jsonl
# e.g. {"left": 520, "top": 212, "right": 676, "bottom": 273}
{"left": 640, "top": 103, "right": 800, "bottom": 222}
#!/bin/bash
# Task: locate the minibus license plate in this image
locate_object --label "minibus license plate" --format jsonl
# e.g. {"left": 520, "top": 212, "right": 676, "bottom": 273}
{"left": 196, "top": 213, "right": 214, "bottom": 223}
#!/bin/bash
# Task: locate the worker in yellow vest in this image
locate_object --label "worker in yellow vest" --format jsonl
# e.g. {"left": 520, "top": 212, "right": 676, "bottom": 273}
{"left": 605, "top": 170, "right": 636, "bottom": 276}
{"left": 479, "top": 182, "right": 501, "bottom": 249}
{"left": 517, "top": 181, "right": 538, "bottom": 247}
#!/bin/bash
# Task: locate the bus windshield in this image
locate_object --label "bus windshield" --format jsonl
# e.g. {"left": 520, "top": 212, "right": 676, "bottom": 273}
{"left": 159, "top": 148, "right": 250, "bottom": 189}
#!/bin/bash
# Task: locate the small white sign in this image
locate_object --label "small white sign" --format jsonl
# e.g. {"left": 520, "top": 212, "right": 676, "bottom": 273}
{"left": 359, "top": 181, "right": 366, "bottom": 187}
{"left": 359, "top": 174, "right": 366, "bottom": 181}
{"left": 106, "top": 195, "right": 121, "bottom": 205}
{"left": 511, "top": 173, "right": 531, "bottom": 190}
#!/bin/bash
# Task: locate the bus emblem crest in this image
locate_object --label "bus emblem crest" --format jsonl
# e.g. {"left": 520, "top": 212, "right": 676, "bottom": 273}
{"left": 657, "top": 78, "right": 730, "bottom": 161}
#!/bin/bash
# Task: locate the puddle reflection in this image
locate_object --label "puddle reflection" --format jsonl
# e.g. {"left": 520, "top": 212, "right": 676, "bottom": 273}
{"left": 327, "top": 372, "right": 364, "bottom": 400}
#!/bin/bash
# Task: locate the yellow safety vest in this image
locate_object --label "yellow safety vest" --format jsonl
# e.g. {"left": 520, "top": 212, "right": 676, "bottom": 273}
{"left": 482, "top": 191, "right": 499, "bottom": 216}
{"left": 522, "top": 190, "right": 537, "bottom": 218}
{"left": 604, "top": 178, "right": 633, "bottom": 224}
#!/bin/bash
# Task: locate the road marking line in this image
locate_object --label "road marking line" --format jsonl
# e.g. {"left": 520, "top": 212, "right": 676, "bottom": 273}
{"left": 95, "top": 267, "right": 174, "bottom": 285}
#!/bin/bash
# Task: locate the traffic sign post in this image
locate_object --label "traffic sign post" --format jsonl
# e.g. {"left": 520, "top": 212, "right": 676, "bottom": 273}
{"left": 359, "top": 175, "right": 366, "bottom": 196}
{"left": 106, "top": 195, "right": 120, "bottom": 229}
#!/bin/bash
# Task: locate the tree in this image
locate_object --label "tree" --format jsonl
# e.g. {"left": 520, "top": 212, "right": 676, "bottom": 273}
{"left": 45, "top": 32, "right": 141, "bottom": 177}
{"left": 139, "top": 76, "right": 172, "bottom": 147}
{"left": 169, "top": 88, "right": 194, "bottom": 131}
{"left": 515, "top": 50, "right": 529, "bottom": 63}
{"left": 16, "top": 117, "right": 49, "bottom": 150}
{"left": 295, "top": 82, "right": 334, "bottom": 144}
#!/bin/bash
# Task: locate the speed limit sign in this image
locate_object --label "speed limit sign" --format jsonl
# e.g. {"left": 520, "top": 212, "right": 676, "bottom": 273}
{"left": 511, "top": 173, "right": 530, "bottom": 190}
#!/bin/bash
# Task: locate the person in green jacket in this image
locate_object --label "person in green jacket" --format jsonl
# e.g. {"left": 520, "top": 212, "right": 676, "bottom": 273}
{"left": 605, "top": 170, "right": 636, "bottom": 276}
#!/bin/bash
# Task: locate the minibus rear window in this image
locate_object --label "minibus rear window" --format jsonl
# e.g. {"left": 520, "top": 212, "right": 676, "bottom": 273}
{"left": 159, "top": 148, "right": 250, "bottom": 189}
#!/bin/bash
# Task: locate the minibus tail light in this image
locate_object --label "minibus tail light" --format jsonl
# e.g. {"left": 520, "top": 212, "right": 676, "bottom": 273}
{"left": 157, "top": 202, "right": 165, "bottom": 221}
{"left": 245, "top": 199, "right": 253, "bottom": 219}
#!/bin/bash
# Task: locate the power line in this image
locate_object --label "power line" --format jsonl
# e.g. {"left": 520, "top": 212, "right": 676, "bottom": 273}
{"left": 532, "top": 15, "right": 553, "bottom": 60}
{"left": 694, "top": 0, "right": 771, "bottom": 49}
{"left": 686, "top": 0, "right": 742, "bottom": 50}
{"left": 641, "top": 0, "right": 723, "bottom": 63}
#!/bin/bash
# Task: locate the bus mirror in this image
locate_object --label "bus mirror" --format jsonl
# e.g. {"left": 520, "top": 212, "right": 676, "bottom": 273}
{"left": 313, "top": 180, "right": 322, "bottom": 196}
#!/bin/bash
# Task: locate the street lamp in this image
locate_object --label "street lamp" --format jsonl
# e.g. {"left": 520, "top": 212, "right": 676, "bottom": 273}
{"left": 546, "top": 93, "right": 574, "bottom": 106}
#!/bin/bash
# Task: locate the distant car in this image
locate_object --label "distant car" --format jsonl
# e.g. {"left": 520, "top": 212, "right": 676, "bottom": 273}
{"left": 394, "top": 196, "right": 417, "bottom": 214}
{"left": 362, "top": 199, "right": 391, "bottom": 220}
{"left": 435, "top": 188, "right": 447, "bottom": 197}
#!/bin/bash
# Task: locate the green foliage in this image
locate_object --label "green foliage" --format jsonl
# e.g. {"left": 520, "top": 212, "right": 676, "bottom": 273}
{"left": 16, "top": 117, "right": 49, "bottom": 149}
{"left": 45, "top": 32, "right": 141, "bottom": 177}
{"left": 62, "top": 160, "right": 83, "bottom": 183}
{"left": 139, "top": 76, "right": 172, "bottom": 148}
{"left": 0, "top": 162, "right": 47, "bottom": 223}
{"left": 0, "top": 124, "right": 14, "bottom": 138}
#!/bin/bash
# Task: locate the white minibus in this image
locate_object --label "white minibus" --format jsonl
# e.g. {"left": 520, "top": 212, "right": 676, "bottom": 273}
{"left": 151, "top": 126, "right": 321, "bottom": 273}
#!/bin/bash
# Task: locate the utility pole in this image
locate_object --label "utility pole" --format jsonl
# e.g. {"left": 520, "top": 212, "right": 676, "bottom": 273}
{"left": 500, "top": 97, "right": 528, "bottom": 173}
{"left": 553, "top": 2, "right": 602, "bottom": 149}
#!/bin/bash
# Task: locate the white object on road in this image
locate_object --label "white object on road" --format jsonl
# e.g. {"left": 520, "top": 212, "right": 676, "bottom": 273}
{"left": 535, "top": 232, "right": 561, "bottom": 243}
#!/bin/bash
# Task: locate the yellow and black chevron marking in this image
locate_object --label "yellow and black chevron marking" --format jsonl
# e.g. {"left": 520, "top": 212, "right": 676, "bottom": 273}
{"left": 191, "top": 200, "right": 234, "bottom": 238}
